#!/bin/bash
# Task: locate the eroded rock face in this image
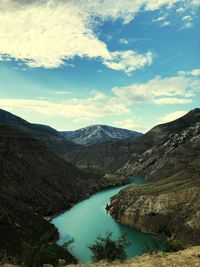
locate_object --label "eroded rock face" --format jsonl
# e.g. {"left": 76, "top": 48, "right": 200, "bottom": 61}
{"left": 108, "top": 184, "right": 200, "bottom": 244}
{"left": 65, "top": 109, "right": 200, "bottom": 175}
{"left": 107, "top": 110, "right": 200, "bottom": 245}
{"left": 119, "top": 122, "right": 200, "bottom": 180}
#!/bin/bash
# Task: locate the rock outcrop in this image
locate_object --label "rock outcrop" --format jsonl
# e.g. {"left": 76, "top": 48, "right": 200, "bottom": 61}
{"left": 106, "top": 109, "right": 200, "bottom": 245}
{"left": 108, "top": 181, "right": 200, "bottom": 244}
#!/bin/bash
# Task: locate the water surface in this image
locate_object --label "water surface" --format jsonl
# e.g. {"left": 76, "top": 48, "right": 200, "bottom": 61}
{"left": 52, "top": 177, "right": 165, "bottom": 263}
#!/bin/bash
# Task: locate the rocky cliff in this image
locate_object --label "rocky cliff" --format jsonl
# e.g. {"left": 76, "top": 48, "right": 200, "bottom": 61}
{"left": 108, "top": 181, "right": 200, "bottom": 245}
{"left": 107, "top": 109, "right": 200, "bottom": 245}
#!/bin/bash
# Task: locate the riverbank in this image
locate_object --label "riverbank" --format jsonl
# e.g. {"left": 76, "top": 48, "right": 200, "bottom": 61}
{"left": 52, "top": 177, "right": 166, "bottom": 263}
{"left": 47, "top": 174, "right": 129, "bottom": 222}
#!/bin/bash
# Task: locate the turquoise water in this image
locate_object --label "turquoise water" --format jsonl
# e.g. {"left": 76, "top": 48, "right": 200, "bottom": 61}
{"left": 52, "top": 177, "right": 166, "bottom": 263}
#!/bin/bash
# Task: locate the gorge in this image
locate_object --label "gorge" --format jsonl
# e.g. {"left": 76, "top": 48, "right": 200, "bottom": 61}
{"left": 52, "top": 177, "right": 166, "bottom": 263}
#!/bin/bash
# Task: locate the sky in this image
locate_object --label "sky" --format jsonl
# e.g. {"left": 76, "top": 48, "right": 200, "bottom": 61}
{"left": 0, "top": 0, "right": 200, "bottom": 132}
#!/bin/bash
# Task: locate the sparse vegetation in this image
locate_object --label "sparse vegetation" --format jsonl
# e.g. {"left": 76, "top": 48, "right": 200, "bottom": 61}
{"left": 89, "top": 232, "right": 130, "bottom": 262}
{"left": 20, "top": 232, "right": 77, "bottom": 267}
{"left": 166, "top": 239, "right": 184, "bottom": 252}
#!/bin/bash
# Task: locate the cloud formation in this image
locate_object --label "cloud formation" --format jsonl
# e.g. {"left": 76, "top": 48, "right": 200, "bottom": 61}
{"left": 112, "top": 75, "right": 200, "bottom": 105}
{"left": 158, "top": 110, "right": 187, "bottom": 124}
{"left": 0, "top": 0, "right": 153, "bottom": 73}
{"left": 1, "top": 71, "right": 199, "bottom": 126}
{"left": 0, "top": 0, "right": 199, "bottom": 72}
{"left": 178, "top": 69, "right": 200, "bottom": 77}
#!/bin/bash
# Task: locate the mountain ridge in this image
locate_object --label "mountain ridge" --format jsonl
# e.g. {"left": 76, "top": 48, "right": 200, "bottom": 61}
{"left": 0, "top": 108, "right": 82, "bottom": 155}
{"left": 106, "top": 108, "right": 200, "bottom": 245}
{"left": 60, "top": 124, "right": 142, "bottom": 146}
{"left": 64, "top": 108, "right": 200, "bottom": 174}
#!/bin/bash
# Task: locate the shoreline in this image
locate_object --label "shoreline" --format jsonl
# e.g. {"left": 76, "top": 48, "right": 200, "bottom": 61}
{"left": 45, "top": 174, "right": 130, "bottom": 222}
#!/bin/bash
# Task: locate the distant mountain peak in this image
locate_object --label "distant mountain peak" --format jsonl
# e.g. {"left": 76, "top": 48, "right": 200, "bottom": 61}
{"left": 60, "top": 124, "right": 142, "bottom": 146}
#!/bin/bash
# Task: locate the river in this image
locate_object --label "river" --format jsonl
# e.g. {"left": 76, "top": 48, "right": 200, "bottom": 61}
{"left": 52, "top": 177, "right": 166, "bottom": 263}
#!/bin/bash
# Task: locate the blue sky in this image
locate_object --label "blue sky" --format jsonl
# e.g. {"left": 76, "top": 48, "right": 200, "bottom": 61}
{"left": 0, "top": 0, "right": 200, "bottom": 132}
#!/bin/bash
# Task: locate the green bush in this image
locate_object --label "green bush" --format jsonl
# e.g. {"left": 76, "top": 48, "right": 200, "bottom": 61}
{"left": 20, "top": 232, "right": 76, "bottom": 267}
{"left": 166, "top": 239, "right": 184, "bottom": 252}
{"left": 89, "top": 232, "right": 130, "bottom": 262}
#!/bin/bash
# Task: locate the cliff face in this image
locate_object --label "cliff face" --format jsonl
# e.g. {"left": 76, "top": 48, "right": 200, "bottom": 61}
{"left": 119, "top": 120, "right": 200, "bottom": 180}
{"left": 108, "top": 179, "right": 200, "bottom": 245}
{"left": 104, "top": 109, "right": 200, "bottom": 245}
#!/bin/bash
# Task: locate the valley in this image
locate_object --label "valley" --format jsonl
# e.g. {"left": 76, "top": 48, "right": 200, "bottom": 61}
{"left": 0, "top": 108, "right": 200, "bottom": 266}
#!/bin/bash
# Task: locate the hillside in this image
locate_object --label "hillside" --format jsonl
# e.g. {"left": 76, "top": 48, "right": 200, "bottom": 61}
{"left": 65, "top": 109, "right": 200, "bottom": 174}
{"left": 60, "top": 125, "right": 142, "bottom": 146}
{"left": 66, "top": 246, "right": 200, "bottom": 267}
{"left": 0, "top": 108, "right": 82, "bottom": 155}
{"left": 63, "top": 109, "right": 200, "bottom": 245}
{"left": 0, "top": 123, "right": 128, "bottom": 260}
{"left": 106, "top": 109, "right": 200, "bottom": 245}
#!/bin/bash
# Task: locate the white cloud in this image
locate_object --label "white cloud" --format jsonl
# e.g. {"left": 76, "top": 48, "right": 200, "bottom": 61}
{"left": 119, "top": 39, "right": 129, "bottom": 45}
{"left": 154, "top": 97, "right": 192, "bottom": 104}
{"left": 0, "top": 0, "right": 199, "bottom": 72}
{"left": 182, "top": 15, "right": 193, "bottom": 28}
{"left": 103, "top": 50, "right": 153, "bottom": 74}
{"left": 178, "top": 69, "right": 200, "bottom": 77}
{"left": 0, "top": 71, "right": 199, "bottom": 124}
{"left": 176, "top": 7, "right": 185, "bottom": 13}
{"left": 114, "top": 118, "right": 147, "bottom": 132}
{"left": 161, "top": 21, "right": 171, "bottom": 27}
{"left": 0, "top": 0, "right": 154, "bottom": 73}
{"left": 0, "top": 91, "right": 129, "bottom": 122}
{"left": 158, "top": 110, "right": 187, "bottom": 124}
{"left": 112, "top": 75, "right": 200, "bottom": 105}
{"left": 54, "top": 91, "right": 71, "bottom": 95}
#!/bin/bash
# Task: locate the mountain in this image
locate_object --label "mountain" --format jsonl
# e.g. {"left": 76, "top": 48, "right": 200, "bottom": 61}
{"left": 0, "top": 108, "right": 82, "bottom": 155}
{"left": 64, "top": 109, "right": 200, "bottom": 245}
{"left": 60, "top": 125, "right": 142, "bottom": 146}
{"left": 64, "top": 109, "right": 200, "bottom": 174}
{"left": 105, "top": 108, "right": 200, "bottom": 245}
{"left": 0, "top": 123, "right": 128, "bottom": 260}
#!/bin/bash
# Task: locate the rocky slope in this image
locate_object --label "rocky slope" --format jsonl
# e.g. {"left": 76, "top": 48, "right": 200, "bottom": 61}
{"left": 66, "top": 246, "right": 200, "bottom": 267}
{"left": 60, "top": 125, "right": 142, "bottom": 146}
{"left": 65, "top": 109, "right": 200, "bottom": 174}
{"left": 106, "top": 110, "right": 200, "bottom": 245}
{"left": 108, "top": 180, "right": 200, "bottom": 245}
{"left": 0, "top": 123, "right": 128, "bottom": 259}
{"left": 118, "top": 111, "right": 200, "bottom": 179}
{"left": 0, "top": 108, "right": 82, "bottom": 155}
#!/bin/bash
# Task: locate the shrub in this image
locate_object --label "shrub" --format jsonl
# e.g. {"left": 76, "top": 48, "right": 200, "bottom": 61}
{"left": 166, "top": 239, "right": 184, "bottom": 252}
{"left": 89, "top": 232, "right": 130, "bottom": 262}
{"left": 20, "top": 232, "right": 76, "bottom": 267}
